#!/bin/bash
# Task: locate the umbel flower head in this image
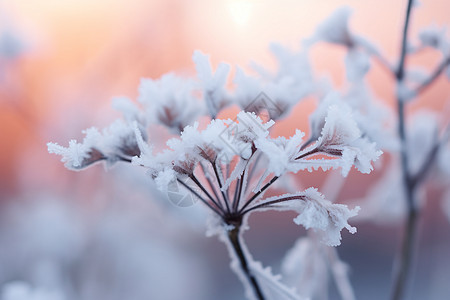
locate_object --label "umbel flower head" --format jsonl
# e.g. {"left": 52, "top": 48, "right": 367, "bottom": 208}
{"left": 47, "top": 46, "right": 384, "bottom": 300}
{"left": 49, "top": 104, "right": 381, "bottom": 246}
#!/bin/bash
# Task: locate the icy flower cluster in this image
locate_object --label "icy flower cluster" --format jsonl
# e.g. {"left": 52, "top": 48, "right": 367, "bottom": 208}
{"left": 48, "top": 37, "right": 384, "bottom": 299}
{"left": 49, "top": 101, "right": 381, "bottom": 247}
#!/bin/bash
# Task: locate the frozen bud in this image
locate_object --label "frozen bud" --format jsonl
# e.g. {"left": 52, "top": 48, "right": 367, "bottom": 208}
{"left": 314, "top": 6, "right": 354, "bottom": 47}
{"left": 418, "top": 25, "right": 448, "bottom": 51}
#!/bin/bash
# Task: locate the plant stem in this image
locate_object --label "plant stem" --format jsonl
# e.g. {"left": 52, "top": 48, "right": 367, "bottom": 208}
{"left": 239, "top": 176, "right": 279, "bottom": 213}
{"left": 227, "top": 221, "right": 265, "bottom": 300}
{"left": 391, "top": 1, "right": 418, "bottom": 300}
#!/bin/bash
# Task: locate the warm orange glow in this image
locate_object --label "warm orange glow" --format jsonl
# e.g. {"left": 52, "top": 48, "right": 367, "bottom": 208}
{"left": 0, "top": 0, "right": 449, "bottom": 195}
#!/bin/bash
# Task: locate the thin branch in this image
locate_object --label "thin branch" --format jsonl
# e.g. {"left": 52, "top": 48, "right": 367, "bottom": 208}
{"left": 241, "top": 194, "right": 301, "bottom": 215}
{"left": 227, "top": 223, "right": 265, "bottom": 300}
{"left": 232, "top": 178, "right": 241, "bottom": 212}
{"left": 199, "top": 163, "right": 223, "bottom": 210}
{"left": 245, "top": 150, "right": 262, "bottom": 193}
{"left": 189, "top": 174, "right": 224, "bottom": 213}
{"left": 233, "top": 159, "right": 250, "bottom": 212}
{"left": 239, "top": 176, "right": 280, "bottom": 214}
{"left": 411, "top": 56, "right": 450, "bottom": 97}
{"left": 359, "top": 43, "right": 395, "bottom": 76}
{"left": 391, "top": 1, "right": 419, "bottom": 300}
{"left": 176, "top": 178, "right": 223, "bottom": 218}
{"left": 295, "top": 147, "right": 320, "bottom": 160}
{"left": 412, "top": 125, "right": 449, "bottom": 186}
{"left": 213, "top": 159, "right": 231, "bottom": 213}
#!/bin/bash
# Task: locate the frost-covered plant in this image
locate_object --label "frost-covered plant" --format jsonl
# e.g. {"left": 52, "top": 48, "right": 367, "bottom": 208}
{"left": 48, "top": 44, "right": 382, "bottom": 298}
{"left": 305, "top": 2, "right": 450, "bottom": 300}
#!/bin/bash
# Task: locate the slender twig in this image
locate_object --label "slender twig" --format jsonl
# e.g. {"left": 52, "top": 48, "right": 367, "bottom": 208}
{"left": 411, "top": 56, "right": 450, "bottom": 98}
{"left": 213, "top": 159, "right": 231, "bottom": 213}
{"left": 295, "top": 147, "right": 320, "bottom": 160}
{"left": 391, "top": 1, "right": 418, "bottom": 300}
{"left": 299, "top": 136, "right": 316, "bottom": 151}
{"left": 246, "top": 151, "right": 262, "bottom": 191}
{"left": 233, "top": 160, "right": 250, "bottom": 212}
{"left": 233, "top": 175, "right": 245, "bottom": 212}
{"left": 176, "top": 178, "right": 223, "bottom": 217}
{"left": 241, "top": 195, "right": 300, "bottom": 215}
{"left": 359, "top": 43, "right": 394, "bottom": 75}
{"left": 189, "top": 174, "right": 224, "bottom": 212}
{"left": 199, "top": 163, "right": 223, "bottom": 210}
{"left": 239, "top": 176, "right": 279, "bottom": 214}
{"left": 227, "top": 222, "right": 265, "bottom": 300}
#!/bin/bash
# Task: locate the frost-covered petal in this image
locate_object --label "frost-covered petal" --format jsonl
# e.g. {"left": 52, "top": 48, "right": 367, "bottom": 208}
{"left": 47, "top": 127, "right": 104, "bottom": 170}
{"left": 249, "top": 188, "right": 360, "bottom": 246}
{"left": 318, "top": 104, "right": 361, "bottom": 149}
{"left": 308, "top": 104, "right": 382, "bottom": 176}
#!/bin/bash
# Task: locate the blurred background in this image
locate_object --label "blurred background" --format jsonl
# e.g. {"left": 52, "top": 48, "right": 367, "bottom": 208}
{"left": 0, "top": 0, "right": 449, "bottom": 299}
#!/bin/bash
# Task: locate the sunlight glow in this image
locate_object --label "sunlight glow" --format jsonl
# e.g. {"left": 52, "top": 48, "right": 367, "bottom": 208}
{"left": 228, "top": 0, "right": 253, "bottom": 27}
